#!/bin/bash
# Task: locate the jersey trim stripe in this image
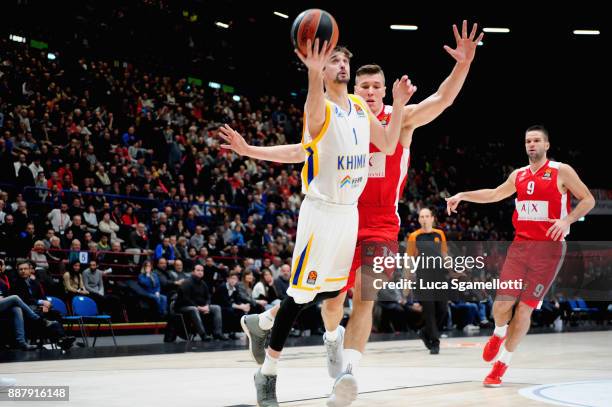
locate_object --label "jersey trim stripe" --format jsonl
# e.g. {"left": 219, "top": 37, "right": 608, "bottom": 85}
{"left": 301, "top": 101, "right": 331, "bottom": 147}
{"left": 301, "top": 102, "right": 331, "bottom": 190}
{"left": 348, "top": 95, "right": 371, "bottom": 123}
{"left": 291, "top": 233, "right": 314, "bottom": 286}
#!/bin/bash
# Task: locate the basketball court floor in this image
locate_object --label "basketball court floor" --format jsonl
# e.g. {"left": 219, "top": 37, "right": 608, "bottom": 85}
{"left": 1, "top": 330, "right": 611, "bottom": 406}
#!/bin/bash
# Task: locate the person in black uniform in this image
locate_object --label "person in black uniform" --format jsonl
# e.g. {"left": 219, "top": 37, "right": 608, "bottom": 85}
{"left": 407, "top": 208, "right": 449, "bottom": 354}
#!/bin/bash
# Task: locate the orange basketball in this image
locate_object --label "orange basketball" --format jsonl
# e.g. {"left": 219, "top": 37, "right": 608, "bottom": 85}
{"left": 290, "top": 9, "right": 339, "bottom": 56}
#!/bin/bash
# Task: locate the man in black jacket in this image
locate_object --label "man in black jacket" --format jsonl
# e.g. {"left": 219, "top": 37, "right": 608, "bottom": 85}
{"left": 11, "top": 261, "right": 76, "bottom": 350}
{"left": 176, "top": 264, "right": 226, "bottom": 341}
{"left": 213, "top": 270, "right": 250, "bottom": 338}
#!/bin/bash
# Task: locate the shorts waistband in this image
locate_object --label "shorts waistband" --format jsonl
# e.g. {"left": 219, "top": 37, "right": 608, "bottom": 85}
{"left": 304, "top": 196, "right": 357, "bottom": 212}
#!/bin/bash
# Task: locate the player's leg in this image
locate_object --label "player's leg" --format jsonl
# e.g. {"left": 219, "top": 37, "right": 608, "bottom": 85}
{"left": 482, "top": 298, "right": 515, "bottom": 362}
{"left": 255, "top": 292, "right": 313, "bottom": 407}
{"left": 322, "top": 290, "right": 348, "bottom": 378}
{"left": 344, "top": 268, "right": 374, "bottom": 356}
{"left": 484, "top": 243, "right": 526, "bottom": 362}
{"left": 505, "top": 301, "right": 533, "bottom": 351}
{"left": 241, "top": 303, "right": 279, "bottom": 364}
{"left": 484, "top": 301, "right": 533, "bottom": 387}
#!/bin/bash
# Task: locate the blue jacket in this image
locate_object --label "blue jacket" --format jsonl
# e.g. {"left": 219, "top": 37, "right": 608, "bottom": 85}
{"left": 138, "top": 273, "right": 161, "bottom": 294}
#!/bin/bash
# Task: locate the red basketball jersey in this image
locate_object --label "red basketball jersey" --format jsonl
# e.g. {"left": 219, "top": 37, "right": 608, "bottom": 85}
{"left": 512, "top": 160, "right": 571, "bottom": 241}
{"left": 358, "top": 105, "right": 411, "bottom": 223}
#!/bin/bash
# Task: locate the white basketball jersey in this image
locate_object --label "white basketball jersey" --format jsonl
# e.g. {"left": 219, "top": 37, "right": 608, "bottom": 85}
{"left": 301, "top": 95, "right": 371, "bottom": 205}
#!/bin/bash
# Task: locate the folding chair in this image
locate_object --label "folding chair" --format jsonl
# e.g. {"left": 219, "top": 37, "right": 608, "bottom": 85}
{"left": 72, "top": 296, "right": 117, "bottom": 347}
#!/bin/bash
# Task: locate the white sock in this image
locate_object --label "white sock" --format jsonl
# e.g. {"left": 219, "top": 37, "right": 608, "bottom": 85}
{"left": 325, "top": 328, "right": 339, "bottom": 342}
{"left": 498, "top": 345, "right": 513, "bottom": 365}
{"left": 259, "top": 309, "right": 275, "bottom": 330}
{"left": 343, "top": 349, "right": 362, "bottom": 372}
{"left": 261, "top": 352, "right": 279, "bottom": 376}
{"left": 493, "top": 324, "right": 508, "bottom": 337}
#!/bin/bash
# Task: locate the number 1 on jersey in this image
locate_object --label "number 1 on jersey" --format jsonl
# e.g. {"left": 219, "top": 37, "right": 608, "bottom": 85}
{"left": 352, "top": 128, "right": 358, "bottom": 145}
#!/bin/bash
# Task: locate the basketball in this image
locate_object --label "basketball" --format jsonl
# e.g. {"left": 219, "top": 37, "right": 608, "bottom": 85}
{"left": 290, "top": 9, "right": 339, "bottom": 56}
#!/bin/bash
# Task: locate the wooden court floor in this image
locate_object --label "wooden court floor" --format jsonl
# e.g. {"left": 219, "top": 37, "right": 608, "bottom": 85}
{"left": 1, "top": 330, "right": 611, "bottom": 406}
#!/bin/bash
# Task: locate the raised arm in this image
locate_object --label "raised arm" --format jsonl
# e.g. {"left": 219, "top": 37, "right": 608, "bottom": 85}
{"left": 295, "top": 39, "right": 334, "bottom": 139}
{"left": 546, "top": 164, "right": 596, "bottom": 240}
{"left": 446, "top": 170, "right": 519, "bottom": 215}
{"left": 402, "top": 21, "right": 484, "bottom": 136}
{"left": 218, "top": 124, "right": 305, "bottom": 163}
{"left": 370, "top": 76, "right": 417, "bottom": 154}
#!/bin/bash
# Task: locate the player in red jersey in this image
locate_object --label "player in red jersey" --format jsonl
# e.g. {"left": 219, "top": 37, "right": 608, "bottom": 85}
{"left": 220, "top": 20, "right": 484, "bottom": 406}
{"left": 446, "top": 125, "right": 595, "bottom": 387}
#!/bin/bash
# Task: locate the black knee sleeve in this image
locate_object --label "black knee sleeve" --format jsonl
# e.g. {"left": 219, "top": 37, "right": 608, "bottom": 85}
{"left": 269, "top": 295, "right": 306, "bottom": 352}
{"left": 268, "top": 290, "right": 342, "bottom": 352}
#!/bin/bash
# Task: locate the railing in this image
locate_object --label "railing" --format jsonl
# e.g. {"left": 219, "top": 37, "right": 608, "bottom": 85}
{"left": 21, "top": 186, "right": 250, "bottom": 219}
{"left": 29, "top": 247, "right": 247, "bottom": 279}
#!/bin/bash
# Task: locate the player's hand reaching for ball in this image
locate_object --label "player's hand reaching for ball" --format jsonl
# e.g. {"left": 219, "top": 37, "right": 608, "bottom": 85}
{"left": 218, "top": 124, "right": 250, "bottom": 156}
{"left": 295, "top": 38, "right": 334, "bottom": 73}
{"left": 445, "top": 193, "right": 463, "bottom": 215}
{"left": 392, "top": 75, "right": 417, "bottom": 106}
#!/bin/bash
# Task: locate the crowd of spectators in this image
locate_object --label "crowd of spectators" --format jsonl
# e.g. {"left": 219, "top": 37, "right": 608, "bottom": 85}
{"left": 0, "top": 37, "right": 569, "bottom": 350}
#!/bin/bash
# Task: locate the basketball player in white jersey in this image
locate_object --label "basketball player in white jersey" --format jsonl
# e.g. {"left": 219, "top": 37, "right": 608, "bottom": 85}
{"left": 225, "top": 39, "right": 416, "bottom": 407}
{"left": 222, "top": 21, "right": 482, "bottom": 405}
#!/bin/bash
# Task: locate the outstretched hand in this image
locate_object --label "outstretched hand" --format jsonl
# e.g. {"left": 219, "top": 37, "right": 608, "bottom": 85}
{"left": 392, "top": 75, "right": 417, "bottom": 106}
{"left": 444, "top": 20, "right": 484, "bottom": 64}
{"left": 445, "top": 193, "right": 462, "bottom": 215}
{"left": 218, "top": 124, "right": 250, "bottom": 156}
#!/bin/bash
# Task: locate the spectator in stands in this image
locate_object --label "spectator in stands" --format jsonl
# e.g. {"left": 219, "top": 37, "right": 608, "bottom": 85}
{"left": 189, "top": 225, "right": 205, "bottom": 251}
{"left": 155, "top": 257, "right": 181, "bottom": 298}
{"left": 252, "top": 269, "right": 280, "bottom": 310}
{"left": 203, "top": 257, "right": 225, "bottom": 290}
{"left": 30, "top": 240, "right": 49, "bottom": 272}
{"left": 82, "top": 259, "right": 122, "bottom": 321}
{"left": 47, "top": 203, "right": 71, "bottom": 234}
{"left": 129, "top": 223, "right": 151, "bottom": 254}
{"left": 68, "top": 215, "right": 87, "bottom": 243}
{"left": 13, "top": 201, "right": 30, "bottom": 231}
{"left": 205, "top": 235, "right": 221, "bottom": 256}
{"left": 237, "top": 269, "right": 261, "bottom": 313}
{"left": 269, "top": 257, "right": 283, "bottom": 279}
{"left": 173, "top": 259, "right": 191, "bottom": 281}
{"left": 175, "top": 236, "right": 190, "bottom": 262}
{"left": 1, "top": 260, "right": 45, "bottom": 350}
{"left": 11, "top": 261, "right": 76, "bottom": 350}
{"left": 175, "top": 264, "right": 227, "bottom": 341}
{"left": 99, "top": 212, "right": 122, "bottom": 243}
{"left": 67, "top": 239, "right": 84, "bottom": 265}
{"left": 68, "top": 198, "right": 85, "bottom": 219}
{"left": 83, "top": 205, "right": 99, "bottom": 233}
{"left": 138, "top": 260, "right": 167, "bottom": 317}
{"left": 97, "top": 233, "right": 111, "bottom": 252}
{"left": 274, "top": 264, "right": 291, "bottom": 300}
{"left": 377, "top": 285, "right": 424, "bottom": 333}
{"left": 62, "top": 261, "right": 89, "bottom": 299}
{"left": 213, "top": 270, "right": 250, "bottom": 339}
{"left": 154, "top": 237, "right": 176, "bottom": 265}
{"left": 102, "top": 241, "right": 130, "bottom": 272}
{"left": 46, "top": 236, "right": 67, "bottom": 274}
{"left": 0, "top": 199, "right": 6, "bottom": 224}
{"left": 121, "top": 206, "right": 138, "bottom": 229}
{"left": 0, "top": 214, "right": 18, "bottom": 258}
{"left": 17, "top": 222, "right": 37, "bottom": 258}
